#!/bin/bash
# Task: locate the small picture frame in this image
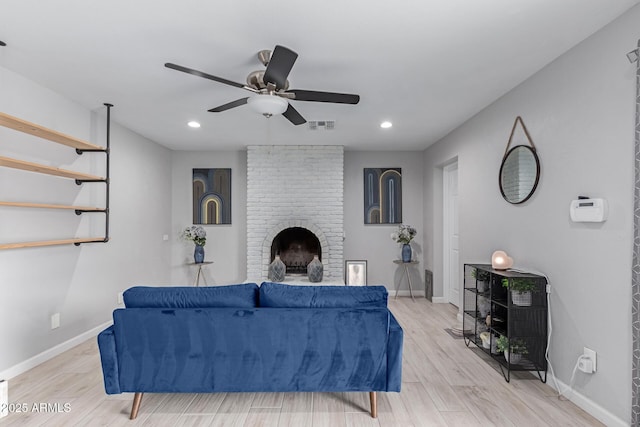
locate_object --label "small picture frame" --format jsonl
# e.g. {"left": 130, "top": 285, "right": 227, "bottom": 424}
{"left": 345, "top": 260, "right": 367, "bottom": 286}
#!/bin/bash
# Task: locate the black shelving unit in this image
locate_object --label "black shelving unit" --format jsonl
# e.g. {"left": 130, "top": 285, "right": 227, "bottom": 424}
{"left": 462, "top": 263, "right": 548, "bottom": 382}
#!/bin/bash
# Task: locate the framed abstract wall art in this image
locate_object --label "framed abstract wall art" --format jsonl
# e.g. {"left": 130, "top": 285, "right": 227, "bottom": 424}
{"left": 363, "top": 167, "right": 402, "bottom": 224}
{"left": 193, "top": 168, "right": 231, "bottom": 224}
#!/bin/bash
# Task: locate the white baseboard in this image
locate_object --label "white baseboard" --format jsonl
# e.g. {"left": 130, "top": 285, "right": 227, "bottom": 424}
{"left": 0, "top": 320, "right": 112, "bottom": 381}
{"left": 431, "top": 297, "right": 447, "bottom": 303}
{"left": 545, "top": 372, "right": 629, "bottom": 427}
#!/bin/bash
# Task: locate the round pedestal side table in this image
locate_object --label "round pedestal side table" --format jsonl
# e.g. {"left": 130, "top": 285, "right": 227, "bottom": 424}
{"left": 393, "top": 260, "right": 418, "bottom": 301}
{"left": 187, "top": 261, "right": 213, "bottom": 287}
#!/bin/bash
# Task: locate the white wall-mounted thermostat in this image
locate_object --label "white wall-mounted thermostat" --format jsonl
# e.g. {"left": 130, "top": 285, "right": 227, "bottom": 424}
{"left": 569, "top": 198, "right": 608, "bottom": 223}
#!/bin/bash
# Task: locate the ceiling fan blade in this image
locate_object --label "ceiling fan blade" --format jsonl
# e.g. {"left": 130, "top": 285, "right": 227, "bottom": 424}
{"left": 263, "top": 45, "right": 298, "bottom": 90}
{"left": 208, "top": 97, "right": 249, "bottom": 112}
{"left": 289, "top": 89, "right": 360, "bottom": 104}
{"left": 165, "top": 63, "right": 247, "bottom": 89}
{"left": 282, "top": 104, "right": 306, "bottom": 125}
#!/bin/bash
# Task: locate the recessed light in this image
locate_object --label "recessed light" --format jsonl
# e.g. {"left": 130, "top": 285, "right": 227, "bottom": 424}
{"left": 380, "top": 121, "right": 392, "bottom": 129}
{"left": 187, "top": 121, "right": 201, "bottom": 128}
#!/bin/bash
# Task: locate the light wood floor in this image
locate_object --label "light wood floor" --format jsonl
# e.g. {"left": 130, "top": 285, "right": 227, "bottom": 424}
{"left": 2, "top": 298, "right": 603, "bottom": 426}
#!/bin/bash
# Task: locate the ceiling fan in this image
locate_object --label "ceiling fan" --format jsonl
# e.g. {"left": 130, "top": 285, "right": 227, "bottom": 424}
{"left": 165, "top": 45, "right": 360, "bottom": 126}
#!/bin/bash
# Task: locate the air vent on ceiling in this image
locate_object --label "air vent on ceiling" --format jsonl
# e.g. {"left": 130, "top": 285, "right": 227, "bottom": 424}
{"left": 308, "top": 120, "right": 335, "bottom": 130}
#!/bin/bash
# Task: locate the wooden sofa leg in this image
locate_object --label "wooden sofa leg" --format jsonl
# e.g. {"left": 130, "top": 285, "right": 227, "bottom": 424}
{"left": 369, "top": 391, "right": 378, "bottom": 418}
{"left": 130, "top": 392, "right": 143, "bottom": 420}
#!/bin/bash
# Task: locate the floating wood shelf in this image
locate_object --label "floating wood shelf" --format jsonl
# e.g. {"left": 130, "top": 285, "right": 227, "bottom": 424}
{"left": 0, "top": 201, "right": 104, "bottom": 211}
{"left": 0, "top": 112, "right": 104, "bottom": 151}
{"left": 0, "top": 238, "right": 106, "bottom": 250}
{"left": 0, "top": 156, "right": 104, "bottom": 181}
{"left": 0, "top": 105, "right": 112, "bottom": 250}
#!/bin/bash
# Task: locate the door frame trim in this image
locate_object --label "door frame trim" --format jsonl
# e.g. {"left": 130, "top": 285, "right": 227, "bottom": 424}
{"left": 442, "top": 160, "right": 459, "bottom": 306}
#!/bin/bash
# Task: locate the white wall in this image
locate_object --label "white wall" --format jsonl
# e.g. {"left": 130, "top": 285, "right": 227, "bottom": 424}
{"left": 170, "top": 151, "right": 247, "bottom": 285}
{"left": 344, "top": 151, "right": 425, "bottom": 290}
{"left": 423, "top": 6, "right": 639, "bottom": 424}
{"left": 0, "top": 66, "right": 172, "bottom": 375}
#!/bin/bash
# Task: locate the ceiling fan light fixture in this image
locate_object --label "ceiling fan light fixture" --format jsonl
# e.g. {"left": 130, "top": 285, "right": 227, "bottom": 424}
{"left": 166, "top": 45, "right": 359, "bottom": 126}
{"left": 247, "top": 94, "right": 288, "bottom": 116}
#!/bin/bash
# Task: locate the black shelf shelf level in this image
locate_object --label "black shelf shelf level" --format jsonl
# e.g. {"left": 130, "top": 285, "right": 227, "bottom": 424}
{"left": 462, "top": 263, "right": 548, "bottom": 383}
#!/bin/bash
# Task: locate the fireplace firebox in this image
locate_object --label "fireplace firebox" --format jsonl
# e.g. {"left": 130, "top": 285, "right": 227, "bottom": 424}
{"left": 270, "top": 227, "right": 322, "bottom": 275}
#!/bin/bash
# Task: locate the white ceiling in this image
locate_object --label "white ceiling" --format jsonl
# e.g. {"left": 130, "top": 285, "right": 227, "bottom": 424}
{"left": 1, "top": 0, "right": 638, "bottom": 151}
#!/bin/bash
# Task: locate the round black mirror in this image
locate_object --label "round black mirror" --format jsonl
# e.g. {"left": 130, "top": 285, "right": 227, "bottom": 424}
{"left": 499, "top": 145, "right": 540, "bottom": 204}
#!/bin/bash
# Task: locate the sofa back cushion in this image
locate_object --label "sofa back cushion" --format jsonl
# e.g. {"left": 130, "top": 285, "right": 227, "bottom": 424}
{"left": 111, "top": 306, "right": 393, "bottom": 393}
{"left": 123, "top": 283, "right": 259, "bottom": 308}
{"left": 259, "top": 282, "right": 388, "bottom": 308}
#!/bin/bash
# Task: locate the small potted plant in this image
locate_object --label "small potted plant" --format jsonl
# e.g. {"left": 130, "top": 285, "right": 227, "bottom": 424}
{"left": 391, "top": 224, "right": 417, "bottom": 262}
{"left": 183, "top": 225, "right": 207, "bottom": 264}
{"left": 496, "top": 335, "right": 528, "bottom": 364}
{"left": 501, "top": 277, "right": 537, "bottom": 306}
{"left": 471, "top": 268, "right": 490, "bottom": 292}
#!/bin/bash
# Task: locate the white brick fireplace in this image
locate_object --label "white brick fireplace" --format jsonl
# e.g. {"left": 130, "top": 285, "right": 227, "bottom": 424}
{"left": 246, "top": 145, "right": 344, "bottom": 282}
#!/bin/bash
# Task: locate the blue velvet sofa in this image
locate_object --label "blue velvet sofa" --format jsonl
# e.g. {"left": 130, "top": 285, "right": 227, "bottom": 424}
{"left": 97, "top": 282, "right": 403, "bottom": 419}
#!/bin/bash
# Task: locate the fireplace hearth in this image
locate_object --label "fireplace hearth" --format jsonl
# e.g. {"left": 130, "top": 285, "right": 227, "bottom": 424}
{"left": 271, "top": 227, "right": 321, "bottom": 275}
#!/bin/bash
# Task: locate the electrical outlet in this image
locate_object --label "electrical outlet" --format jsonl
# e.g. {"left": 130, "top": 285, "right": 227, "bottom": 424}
{"left": 117, "top": 292, "right": 124, "bottom": 304}
{"left": 51, "top": 313, "right": 60, "bottom": 329}
{"left": 583, "top": 347, "right": 597, "bottom": 372}
{"left": 162, "top": 234, "right": 169, "bottom": 241}
{"left": 0, "top": 380, "right": 8, "bottom": 418}
{"left": 578, "top": 357, "right": 593, "bottom": 373}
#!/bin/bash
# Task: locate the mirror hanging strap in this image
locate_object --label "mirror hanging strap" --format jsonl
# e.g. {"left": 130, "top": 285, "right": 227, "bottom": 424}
{"left": 504, "top": 116, "right": 536, "bottom": 159}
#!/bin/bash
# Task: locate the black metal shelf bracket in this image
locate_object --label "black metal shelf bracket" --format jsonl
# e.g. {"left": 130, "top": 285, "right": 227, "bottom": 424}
{"left": 73, "top": 103, "right": 112, "bottom": 246}
{"left": 75, "top": 148, "right": 108, "bottom": 154}
{"left": 75, "top": 179, "right": 108, "bottom": 185}
{"left": 73, "top": 237, "right": 110, "bottom": 246}
{"left": 74, "top": 209, "right": 107, "bottom": 216}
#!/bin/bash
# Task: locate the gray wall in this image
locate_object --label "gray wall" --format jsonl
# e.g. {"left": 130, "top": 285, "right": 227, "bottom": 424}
{"left": 170, "top": 151, "right": 247, "bottom": 285}
{"left": 0, "top": 66, "right": 172, "bottom": 375}
{"left": 344, "top": 151, "right": 425, "bottom": 289}
{"left": 169, "top": 149, "right": 425, "bottom": 289}
{"left": 423, "top": 6, "right": 639, "bottom": 424}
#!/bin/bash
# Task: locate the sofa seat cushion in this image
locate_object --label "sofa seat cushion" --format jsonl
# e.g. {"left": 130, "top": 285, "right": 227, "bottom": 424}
{"left": 123, "top": 283, "right": 259, "bottom": 308}
{"left": 259, "top": 282, "right": 388, "bottom": 308}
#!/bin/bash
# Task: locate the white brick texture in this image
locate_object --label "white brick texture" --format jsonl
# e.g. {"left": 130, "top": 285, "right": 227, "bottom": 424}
{"left": 246, "top": 146, "right": 344, "bottom": 282}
